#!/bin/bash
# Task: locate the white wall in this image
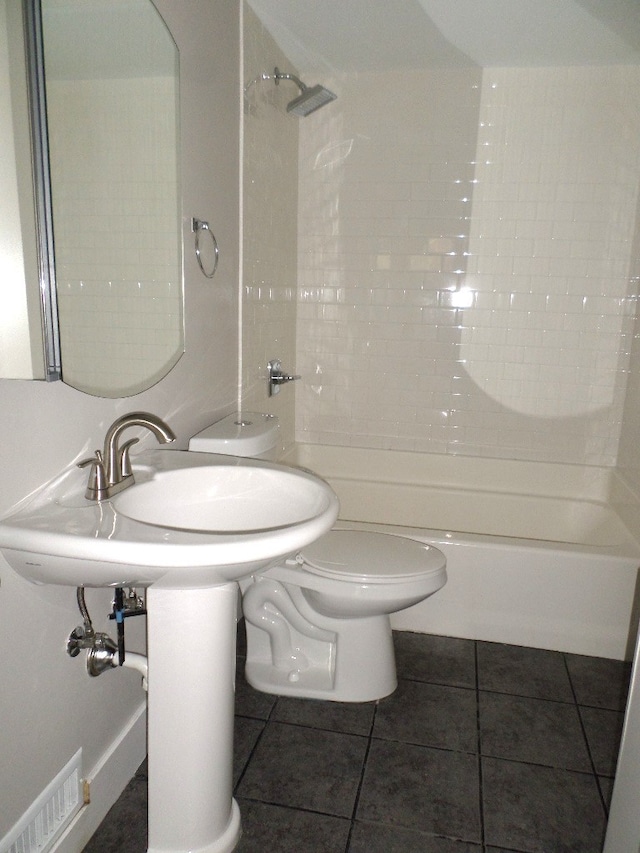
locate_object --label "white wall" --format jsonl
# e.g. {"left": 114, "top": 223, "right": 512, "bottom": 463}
{"left": 0, "top": 0, "right": 240, "bottom": 844}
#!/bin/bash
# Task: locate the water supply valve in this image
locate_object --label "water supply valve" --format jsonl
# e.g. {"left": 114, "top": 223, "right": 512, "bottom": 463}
{"left": 66, "top": 624, "right": 118, "bottom": 676}
{"left": 86, "top": 633, "right": 119, "bottom": 676}
{"left": 66, "top": 623, "right": 95, "bottom": 657}
{"left": 267, "top": 358, "right": 301, "bottom": 396}
{"left": 67, "top": 587, "right": 148, "bottom": 682}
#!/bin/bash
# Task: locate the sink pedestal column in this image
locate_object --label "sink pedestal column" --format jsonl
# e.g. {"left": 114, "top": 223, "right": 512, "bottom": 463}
{"left": 146, "top": 583, "right": 241, "bottom": 853}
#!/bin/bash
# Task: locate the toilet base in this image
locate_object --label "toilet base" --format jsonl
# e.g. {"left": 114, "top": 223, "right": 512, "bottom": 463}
{"left": 243, "top": 612, "right": 397, "bottom": 703}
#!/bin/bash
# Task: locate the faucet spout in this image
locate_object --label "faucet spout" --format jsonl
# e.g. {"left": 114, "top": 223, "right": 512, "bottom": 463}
{"left": 102, "top": 412, "right": 176, "bottom": 495}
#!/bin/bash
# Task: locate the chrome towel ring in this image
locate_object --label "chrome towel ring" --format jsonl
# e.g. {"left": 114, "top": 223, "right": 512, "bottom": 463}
{"left": 191, "top": 217, "right": 219, "bottom": 278}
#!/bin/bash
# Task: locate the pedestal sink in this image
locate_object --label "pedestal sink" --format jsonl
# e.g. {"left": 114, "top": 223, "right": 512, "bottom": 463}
{"left": 0, "top": 448, "right": 339, "bottom": 853}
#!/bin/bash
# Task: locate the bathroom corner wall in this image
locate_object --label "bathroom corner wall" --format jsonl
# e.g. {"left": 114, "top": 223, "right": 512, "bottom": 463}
{"left": 240, "top": 4, "right": 298, "bottom": 451}
{"left": 0, "top": 0, "right": 240, "bottom": 844}
{"left": 296, "top": 63, "right": 640, "bottom": 467}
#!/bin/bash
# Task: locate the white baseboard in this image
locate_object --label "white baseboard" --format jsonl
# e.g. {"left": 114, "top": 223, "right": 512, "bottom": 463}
{"left": 51, "top": 701, "right": 147, "bottom": 853}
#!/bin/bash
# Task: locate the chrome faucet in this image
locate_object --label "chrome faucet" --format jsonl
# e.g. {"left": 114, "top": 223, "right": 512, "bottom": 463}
{"left": 79, "top": 412, "right": 176, "bottom": 501}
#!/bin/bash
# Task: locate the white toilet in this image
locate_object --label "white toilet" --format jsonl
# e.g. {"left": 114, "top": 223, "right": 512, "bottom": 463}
{"left": 189, "top": 412, "right": 447, "bottom": 702}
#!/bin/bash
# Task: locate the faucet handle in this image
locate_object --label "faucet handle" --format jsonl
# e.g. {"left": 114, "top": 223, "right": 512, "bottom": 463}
{"left": 119, "top": 438, "right": 139, "bottom": 479}
{"left": 267, "top": 358, "right": 302, "bottom": 396}
{"left": 78, "top": 450, "right": 108, "bottom": 501}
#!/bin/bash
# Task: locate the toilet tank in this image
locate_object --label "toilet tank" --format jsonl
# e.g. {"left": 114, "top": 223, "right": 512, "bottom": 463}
{"left": 188, "top": 412, "right": 280, "bottom": 460}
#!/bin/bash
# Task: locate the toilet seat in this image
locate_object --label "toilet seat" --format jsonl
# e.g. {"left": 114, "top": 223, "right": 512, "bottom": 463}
{"left": 293, "top": 529, "right": 445, "bottom": 585}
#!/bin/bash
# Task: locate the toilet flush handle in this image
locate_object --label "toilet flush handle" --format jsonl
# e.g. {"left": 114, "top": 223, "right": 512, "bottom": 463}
{"left": 267, "top": 359, "right": 301, "bottom": 396}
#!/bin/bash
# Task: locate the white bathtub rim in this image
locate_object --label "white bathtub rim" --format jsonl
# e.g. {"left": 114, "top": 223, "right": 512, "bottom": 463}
{"left": 281, "top": 444, "right": 640, "bottom": 555}
{"left": 333, "top": 520, "right": 640, "bottom": 560}
{"left": 285, "top": 443, "right": 617, "bottom": 502}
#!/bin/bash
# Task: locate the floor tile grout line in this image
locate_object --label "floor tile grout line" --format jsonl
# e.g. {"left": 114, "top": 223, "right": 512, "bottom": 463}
{"left": 244, "top": 713, "right": 373, "bottom": 741}
{"left": 232, "top": 677, "right": 277, "bottom": 795}
{"left": 344, "top": 697, "right": 379, "bottom": 851}
{"left": 236, "top": 793, "right": 354, "bottom": 823}
{"left": 401, "top": 674, "right": 479, "bottom": 692}
{"left": 367, "top": 732, "right": 479, "bottom": 757}
{"left": 252, "top": 708, "right": 482, "bottom": 753}
{"left": 478, "top": 751, "right": 609, "bottom": 778}
{"left": 232, "top": 718, "right": 268, "bottom": 796}
{"left": 562, "top": 651, "right": 611, "bottom": 817}
{"left": 477, "top": 685, "right": 579, "bottom": 706}
{"left": 400, "top": 674, "right": 584, "bottom": 707}
{"left": 475, "top": 640, "right": 487, "bottom": 850}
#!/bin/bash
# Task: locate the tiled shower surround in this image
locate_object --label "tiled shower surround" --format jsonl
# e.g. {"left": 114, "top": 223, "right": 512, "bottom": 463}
{"left": 295, "top": 64, "right": 640, "bottom": 466}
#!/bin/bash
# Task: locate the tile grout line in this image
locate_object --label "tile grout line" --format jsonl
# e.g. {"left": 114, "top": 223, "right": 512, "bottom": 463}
{"left": 562, "top": 651, "right": 611, "bottom": 819}
{"left": 475, "top": 640, "right": 487, "bottom": 851}
{"left": 343, "top": 697, "right": 379, "bottom": 851}
{"left": 232, "top": 671, "right": 277, "bottom": 796}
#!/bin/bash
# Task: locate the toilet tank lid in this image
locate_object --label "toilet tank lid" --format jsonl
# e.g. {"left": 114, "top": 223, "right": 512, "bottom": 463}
{"left": 189, "top": 412, "right": 279, "bottom": 456}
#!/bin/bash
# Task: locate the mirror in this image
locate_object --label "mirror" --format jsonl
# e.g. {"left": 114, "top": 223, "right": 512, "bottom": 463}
{"left": 25, "top": 0, "right": 183, "bottom": 397}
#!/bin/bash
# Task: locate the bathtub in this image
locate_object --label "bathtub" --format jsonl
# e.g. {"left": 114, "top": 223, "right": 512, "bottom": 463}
{"left": 282, "top": 444, "right": 640, "bottom": 661}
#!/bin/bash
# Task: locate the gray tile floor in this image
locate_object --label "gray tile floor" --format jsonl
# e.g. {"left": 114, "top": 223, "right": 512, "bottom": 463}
{"left": 83, "top": 628, "right": 630, "bottom": 853}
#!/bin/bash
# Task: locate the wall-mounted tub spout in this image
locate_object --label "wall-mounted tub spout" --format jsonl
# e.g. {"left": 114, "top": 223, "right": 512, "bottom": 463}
{"left": 267, "top": 359, "right": 301, "bottom": 396}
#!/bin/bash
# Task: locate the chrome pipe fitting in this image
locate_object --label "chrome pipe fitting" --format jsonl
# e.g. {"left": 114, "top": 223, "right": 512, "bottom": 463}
{"left": 267, "top": 359, "right": 301, "bottom": 396}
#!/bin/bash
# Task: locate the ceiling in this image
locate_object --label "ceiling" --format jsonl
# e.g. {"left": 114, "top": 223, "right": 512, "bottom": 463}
{"left": 247, "top": 0, "right": 640, "bottom": 75}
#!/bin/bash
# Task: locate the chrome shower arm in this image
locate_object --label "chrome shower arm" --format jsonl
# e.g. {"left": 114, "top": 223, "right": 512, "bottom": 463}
{"left": 273, "top": 67, "right": 307, "bottom": 93}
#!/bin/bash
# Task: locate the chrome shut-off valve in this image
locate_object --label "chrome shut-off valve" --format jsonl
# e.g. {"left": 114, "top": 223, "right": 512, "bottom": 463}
{"left": 267, "top": 359, "right": 301, "bottom": 396}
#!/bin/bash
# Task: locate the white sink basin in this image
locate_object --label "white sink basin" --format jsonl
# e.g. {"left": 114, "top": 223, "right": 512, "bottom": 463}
{"left": 114, "top": 465, "right": 330, "bottom": 533}
{"left": 0, "top": 449, "right": 339, "bottom": 588}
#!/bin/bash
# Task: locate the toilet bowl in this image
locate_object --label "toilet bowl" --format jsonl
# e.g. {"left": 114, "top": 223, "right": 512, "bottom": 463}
{"left": 189, "top": 412, "right": 447, "bottom": 702}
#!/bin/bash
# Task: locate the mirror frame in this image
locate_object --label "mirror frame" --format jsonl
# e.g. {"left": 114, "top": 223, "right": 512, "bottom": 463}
{"left": 23, "top": 0, "right": 60, "bottom": 380}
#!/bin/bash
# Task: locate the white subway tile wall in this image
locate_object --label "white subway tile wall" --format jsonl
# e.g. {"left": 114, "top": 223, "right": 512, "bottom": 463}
{"left": 295, "top": 65, "right": 640, "bottom": 465}
{"left": 47, "top": 77, "right": 181, "bottom": 396}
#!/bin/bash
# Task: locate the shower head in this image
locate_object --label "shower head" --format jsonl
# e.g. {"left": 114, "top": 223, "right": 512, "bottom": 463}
{"left": 286, "top": 84, "right": 337, "bottom": 116}
{"left": 273, "top": 67, "right": 337, "bottom": 117}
